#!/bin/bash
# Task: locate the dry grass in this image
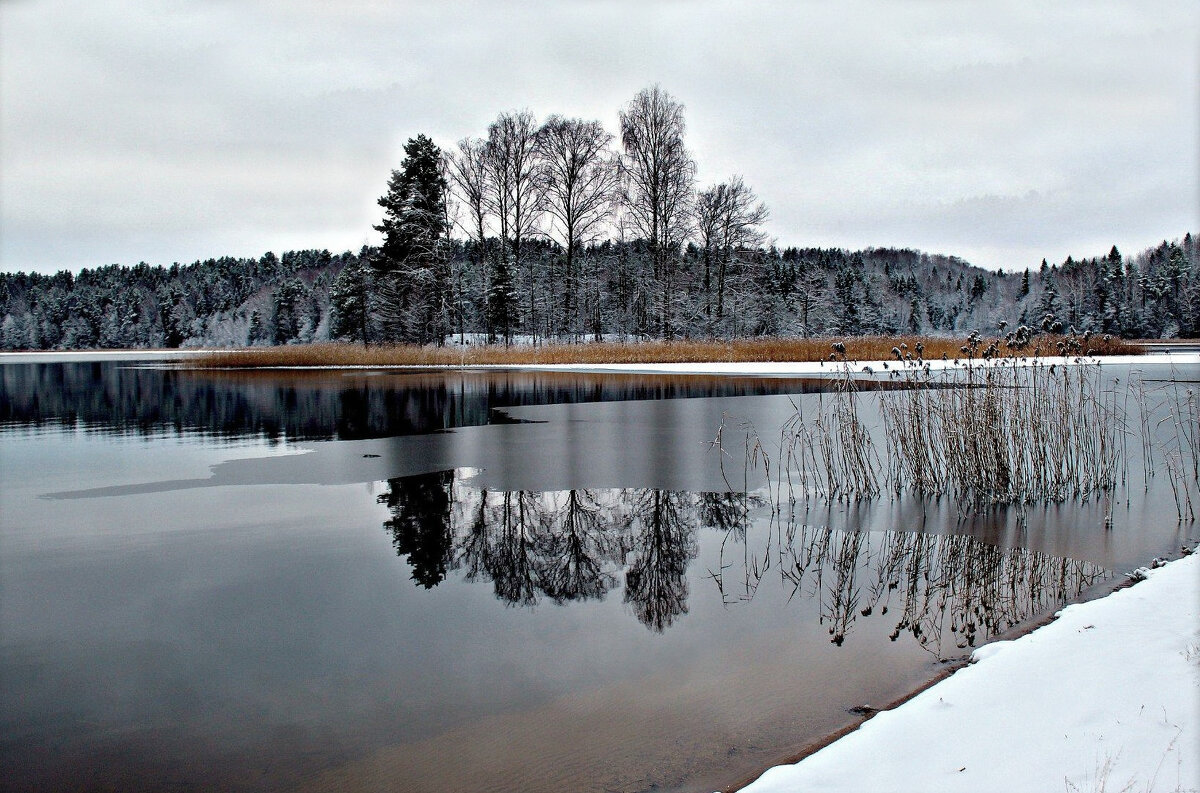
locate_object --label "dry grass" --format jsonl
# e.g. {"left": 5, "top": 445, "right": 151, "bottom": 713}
{"left": 187, "top": 334, "right": 1141, "bottom": 369}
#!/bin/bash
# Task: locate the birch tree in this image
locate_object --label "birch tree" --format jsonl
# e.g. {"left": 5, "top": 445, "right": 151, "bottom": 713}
{"left": 448, "top": 137, "right": 491, "bottom": 340}
{"left": 485, "top": 111, "right": 544, "bottom": 340}
{"left": 618, "top": 86, "right": 695, "bottom": 337}
{"left": 536, "top": 115, "right": 618, "bottom": 338}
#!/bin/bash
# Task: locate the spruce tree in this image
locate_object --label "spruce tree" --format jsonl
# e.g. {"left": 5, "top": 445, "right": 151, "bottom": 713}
{"left": 330, "top": 249, "right": 376, "bottom": 346}
{"left": 373, "top": 134, "right": 450, "bottom": 344}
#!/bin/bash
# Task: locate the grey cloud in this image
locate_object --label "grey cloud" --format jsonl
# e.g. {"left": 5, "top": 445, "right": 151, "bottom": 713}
{"left": 1, "top": 0, "right": 1195, "bottom": 273}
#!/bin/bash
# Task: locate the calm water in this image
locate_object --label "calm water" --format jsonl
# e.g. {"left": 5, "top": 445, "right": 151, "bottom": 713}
{"left": 1, "top": 360, "right": 1194, "bottom": 793}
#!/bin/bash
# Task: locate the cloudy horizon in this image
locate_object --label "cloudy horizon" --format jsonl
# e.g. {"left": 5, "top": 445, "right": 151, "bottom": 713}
{"left": 1, "top": 0, "right": 1196, "bottom": 275}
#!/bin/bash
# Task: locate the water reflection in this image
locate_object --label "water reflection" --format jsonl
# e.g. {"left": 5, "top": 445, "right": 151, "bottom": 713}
{"left": 380, "top": 470, "right": 1109, "bottom": 645}
{"left": 781, "top": 520, "right": 1106, "bottom": 654}
{"left": 382, "top": 472, "right": 696, "bottom": 630}
{"left": 0, "top": 362, "right": 847, "bottom": 440}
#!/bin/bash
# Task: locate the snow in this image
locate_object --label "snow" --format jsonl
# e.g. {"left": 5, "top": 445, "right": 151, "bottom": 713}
{"left": 738, "top": 553, "right": 1200, "bottom": 793}
{"left": 489, "top": 352, "right": 1200, "bottom": 377}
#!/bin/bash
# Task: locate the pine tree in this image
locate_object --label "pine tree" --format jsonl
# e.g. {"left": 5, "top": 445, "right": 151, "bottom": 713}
{"left": 487, "top": 254, "right": 518, "bottom": 343}
{"left": 1038, "top": 274, "right": 1061, "bottom": 331}
{"left": 248, "top": 309, "right": 265, "bottom": 345}
{"left": 374, "top": 134, "right": 450, "bottom": 344}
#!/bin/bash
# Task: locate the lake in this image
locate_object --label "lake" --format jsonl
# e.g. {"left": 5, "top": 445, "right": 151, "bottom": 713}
{"left": 1, "top": 358, "right": 1194, "bottom": 792}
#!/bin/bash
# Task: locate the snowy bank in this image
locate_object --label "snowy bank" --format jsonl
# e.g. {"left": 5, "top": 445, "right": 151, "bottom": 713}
{"left": 493, "top": 351, "right": 1200, "bottom": 378}
{"left": 739, "top": 553, "right": 1200, "bottom": 793}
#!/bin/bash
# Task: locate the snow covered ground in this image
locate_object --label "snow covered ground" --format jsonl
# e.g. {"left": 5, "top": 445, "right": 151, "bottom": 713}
{"left": 739, "top": 553, "right": 1200, "bottom": 793}
{"left": 490, "top": 351, "right": 1200, "bottom": 378}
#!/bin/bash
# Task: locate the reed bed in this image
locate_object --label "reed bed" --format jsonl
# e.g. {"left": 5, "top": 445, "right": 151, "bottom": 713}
{"left": 734, "top": 338, "right": 1196, "bottom": 518}
{"left": 730, "top": 347, "right": 1126, "bottom": 507}
{"left": 184, "top": 333, "right": 1140, "bottom": 369}
{"left": 878, "top": 355, "right": 1126, "bottom": 505}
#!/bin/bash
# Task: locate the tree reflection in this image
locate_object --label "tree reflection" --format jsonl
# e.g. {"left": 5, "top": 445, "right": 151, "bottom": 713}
{"left": 377, "top": 469, "right": 1108, "bottom": 646}
{"left": 378, "top": 471, "right": 700, "bottom": 631}
{"left": 624, "top": 490, "right": 698, "bottom": 632}
{"left": 1, "top": 363, "right": 809, "bottom": 440}
{"left": 542, "top": 490, "right": 620, "bottom": 603}
{"left": 380, "top": 471, "right": 455, "bottom": 588}
{"left": 485, "top": 491, "right": 543, "bottom": 607}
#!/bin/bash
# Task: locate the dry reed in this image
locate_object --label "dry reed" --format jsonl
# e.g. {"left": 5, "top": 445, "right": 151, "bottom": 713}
{"left": 717, "top": 336, "right": 1136, "bottom": 509}
{"left": 878, "top": 355, "right": 1126, "bottom": 505}
{"left": 184, "top": 334, "right": 1141, "bottom": 369}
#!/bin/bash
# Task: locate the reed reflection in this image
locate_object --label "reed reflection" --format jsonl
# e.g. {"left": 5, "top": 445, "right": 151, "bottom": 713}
{"left": 712, "top": 505, "right": 1110, "bottom": 657}
{"left": 379, "top": 469, "right": 1109, "bottom": 645}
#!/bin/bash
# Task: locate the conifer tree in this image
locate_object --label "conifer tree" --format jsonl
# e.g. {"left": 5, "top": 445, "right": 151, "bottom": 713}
{"left": 330, "top": 250, "right": 376, "bottom": 346}
{"left": 374, "top": 134, "right": 450, "bottom": 343}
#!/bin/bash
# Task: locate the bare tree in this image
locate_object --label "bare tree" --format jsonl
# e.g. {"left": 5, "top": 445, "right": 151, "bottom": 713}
{"left": 448, "top": 137, "right": 491, "bottom": 339}
{"left": 713, "top": 175, "right": 769, "bottom": 323}
{"left": 694, "top": 176, "right": 768, "bottom": 329}
{"left": 618, "top": 85, "right": 696, "bottom": 337}
{"left": 484, "top": 111, "right": 544, "bottom": 341}
{"left": 695, "top": 183, "right": 727, "bottom": 321}
{"left": 536, "top": 115, "right": 619, "bottom": 338}
{"left": 449, "top": 137, "right": 490, "bottom": 253}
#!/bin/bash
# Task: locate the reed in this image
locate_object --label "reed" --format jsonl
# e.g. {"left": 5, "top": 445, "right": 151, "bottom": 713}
{"left": 716, "top": 332, "right": 1142, "bottom": 509}
{"left": 183, "top": 333, "right": 1141, "bottom": 369}
{"left": 878, "top": 352, "right": 1128, "bottom": 505}
{"left": 772, "top": 359, "right": 881, "bottom": 501}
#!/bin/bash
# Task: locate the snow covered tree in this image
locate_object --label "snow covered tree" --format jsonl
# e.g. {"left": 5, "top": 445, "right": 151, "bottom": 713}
{"left": 272, "top": 279, "right": 307, "bottom": 344}
{"left": 330, "top": 250, "right": 376, "bottom": 346}
{"left": 374, "top": 134, "right": 451, "bottom": 344}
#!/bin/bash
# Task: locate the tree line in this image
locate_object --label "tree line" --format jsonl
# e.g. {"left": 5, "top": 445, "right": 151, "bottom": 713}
{"left": 2, "top": 86, "right": 1197, "bottom": 349}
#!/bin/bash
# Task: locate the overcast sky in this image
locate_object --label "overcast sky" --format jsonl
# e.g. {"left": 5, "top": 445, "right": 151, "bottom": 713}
{"left": 1, "top": 0, "right": 1196, "bottom": 275}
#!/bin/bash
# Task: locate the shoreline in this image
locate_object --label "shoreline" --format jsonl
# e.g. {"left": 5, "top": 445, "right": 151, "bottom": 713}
{"left": 722, "top": 568, "right": 1137, "bottom": 792}
{"left": 3, "top": 345, "right": 1196, "bottom": 376}
{"left": 735, "top": 552, "right": 1200, "bottom": 793}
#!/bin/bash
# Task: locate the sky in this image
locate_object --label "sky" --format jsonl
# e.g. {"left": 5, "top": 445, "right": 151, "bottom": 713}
{"left": 1, "top": 0, "right": 1196, "bottom": 275}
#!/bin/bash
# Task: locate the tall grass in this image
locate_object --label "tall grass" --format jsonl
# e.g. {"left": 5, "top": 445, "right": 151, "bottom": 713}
{"left": 709, "top": 336, "right": 1197, "bottom": 517}
{"left": 1135, "top": 373, "right": 1199, "bottom": 520}
{"left": 879, "top": 355, "right": 1126, "bottom": 505}
{"left": 184, "top": 333, "right": 1140, "bottom": 369}
{"left": 774, "top": 362, "right": 881, "bottom": 500}
{"left": 752, "top": 340, "right": 1126, "bottom": 507}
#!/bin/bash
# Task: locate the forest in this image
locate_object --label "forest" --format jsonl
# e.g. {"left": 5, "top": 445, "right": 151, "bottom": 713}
{"left": 1, "top": 86, "right": 1197, "bottom": 350}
